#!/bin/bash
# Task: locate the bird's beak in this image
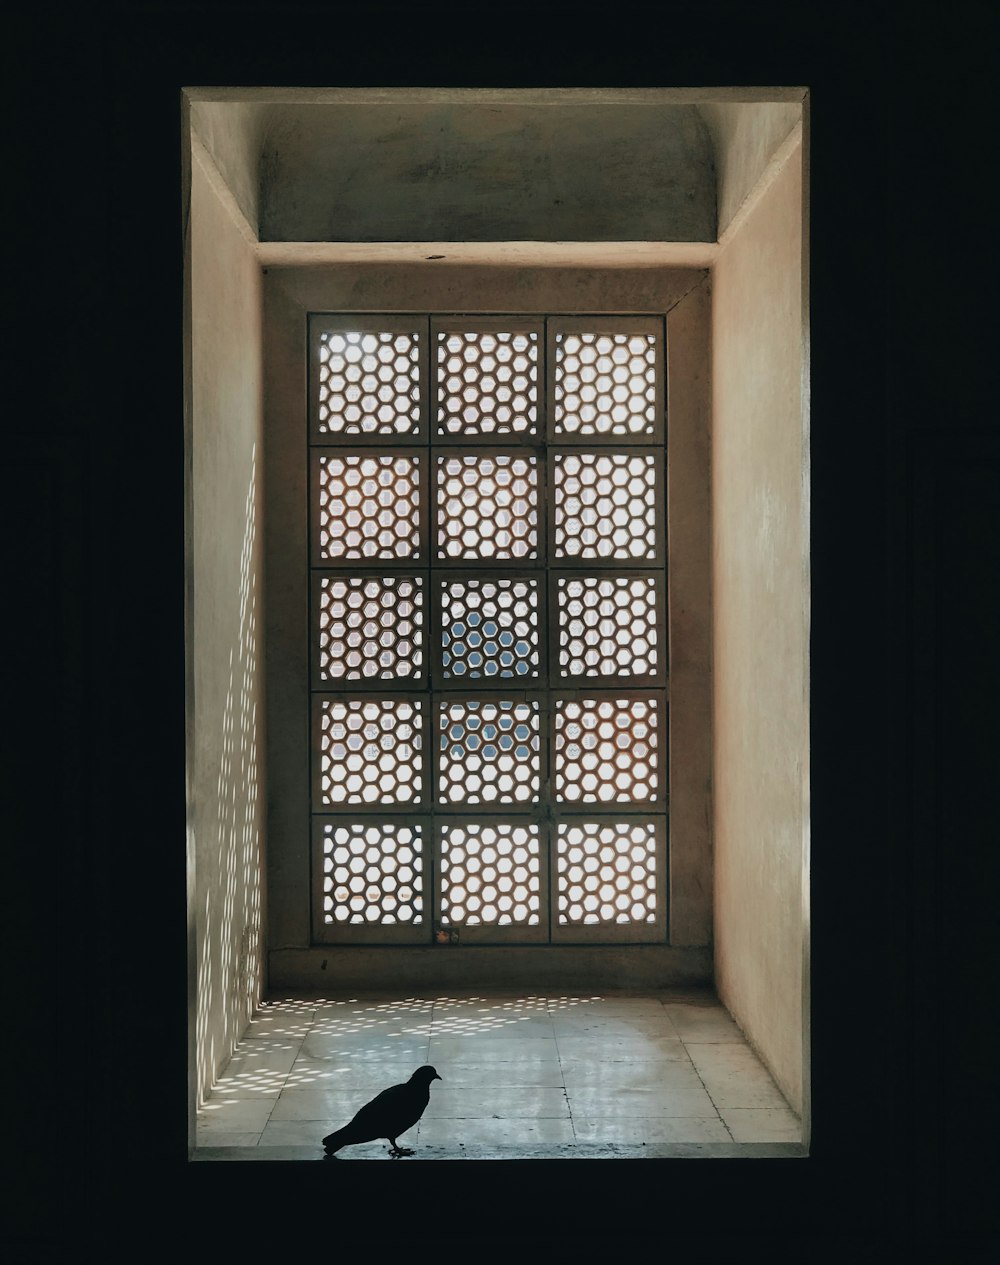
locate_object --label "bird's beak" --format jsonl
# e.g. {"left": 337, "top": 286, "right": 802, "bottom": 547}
{"left": 434, "top": 1073, "right": 442, "bottom": 1081}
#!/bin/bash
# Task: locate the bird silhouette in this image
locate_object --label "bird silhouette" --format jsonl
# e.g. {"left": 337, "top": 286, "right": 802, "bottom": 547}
{"left": 322, "top": 1065, "right": 442, "bottom": 1158}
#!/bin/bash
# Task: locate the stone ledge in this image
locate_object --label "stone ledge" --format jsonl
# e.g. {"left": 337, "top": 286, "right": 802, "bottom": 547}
{"left": 191, "top": 1141, "right": 806, "bottom": 1162}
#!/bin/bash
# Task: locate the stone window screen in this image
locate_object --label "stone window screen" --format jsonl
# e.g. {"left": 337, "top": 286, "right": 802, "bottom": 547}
{"left": 309, "top": 314, "right": 668, "bottom": 944}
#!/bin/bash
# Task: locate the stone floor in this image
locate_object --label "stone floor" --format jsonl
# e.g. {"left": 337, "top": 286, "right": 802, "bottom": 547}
{"left": 193, "top": 988, "right": 804, "bottom": 1160}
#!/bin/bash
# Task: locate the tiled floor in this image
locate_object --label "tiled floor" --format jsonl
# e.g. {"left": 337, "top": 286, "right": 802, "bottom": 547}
{"left": 194, "top": 989, "right": 803, "bottom": 1160}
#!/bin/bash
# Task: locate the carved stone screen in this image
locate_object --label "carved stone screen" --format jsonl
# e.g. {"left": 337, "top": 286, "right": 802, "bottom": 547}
{"left": 309, "top": 315, "right": 667, "bottom": 944}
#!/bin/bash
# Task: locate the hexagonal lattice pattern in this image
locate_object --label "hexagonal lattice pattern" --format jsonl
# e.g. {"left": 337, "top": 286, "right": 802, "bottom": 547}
{"left": 322, "top": 822, "right": 424, "bottom": 923}
{"left": 436, "top": 330, "right": 539, "bottom": 435}
{"left": 318, "top": 699, "right": 423, "bottom": 805}
{"left": 557, "top": 576, "right": 659, "bottom": 678}
{"left": 317, "top": 576, "right": 424, "bottom": 681}
{"left": 554, "top": 697, "right": 659, "bottom": 802}
{"left": 437, "top": 454, "right": 538, "bottom": 559}
{"left": 554, "top": 332, "right": 657, "bottom": 435}
{"left": 317, "top": 454, "right": 421, "bottom": 560}
{"left": 440, "top": 822, "right": 541, "bottom": 926}
{"left": 556, "top": 821, "right": 657, "bottom": 924}
{"left": 554, "top": 452, "right": 657, "bottom": 559}
{"left": 318, "top": 331, "right": 420, "bottom": 435}
{"left": 441, "top": 578, "right": 540, "bottom": 679}
{"left": 438, "top": 700, "right": 540, "bottom": 804}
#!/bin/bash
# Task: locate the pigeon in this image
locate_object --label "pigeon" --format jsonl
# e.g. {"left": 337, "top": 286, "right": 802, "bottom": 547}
{"left": 322, "top": 1065, "right": 442, "bottom": 1158}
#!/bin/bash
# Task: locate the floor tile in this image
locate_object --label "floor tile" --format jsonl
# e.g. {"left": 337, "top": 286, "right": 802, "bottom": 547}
{"left": 301, "top": 1031, "right": 430, "bottom": 1061}
{"left": 430, "top": 1013, "right": 555, "bottom": 1039}
{"left": 572, "top": 1116, "right": 732, "bottom": 1144}
{"left": 719, "top": 1107, "right": 802, "bottom": 1143}
{"left": 197, "top": 1099, "right": 275, "bottom": 1133}
{"left": 417, "top": 1116, "right": 576, "bottom": 1145}
{"left": 258, "top": 1119, "right": 340, "bottom": 1148}
{"left": 193, "top": 1130, "right": 263, "bottom": 1147}
{"left": 243, "top": 1004, "right": 317, "bottom": 1040}
{"left": 685, "top": 1043, "right": 791, "bottom": 1109}
{"left": 550, "top": 1013, "right": 677, "bottom": 1037}
{"left": 566, "top": 1079, "right": 717, "bottom": 1118}
{"left": 428, "top": 1036, "right": 559, "bottom": 1063}
{"left": 283, "top": 1057, "right": 423, "bottom": 1091}
{"left": 210, "top": 1041, "right": 300, "bottom": 1097}
{"left": 549, "top": 996, "right": 671, "bottom": 1015}
{"left": 269, "top": 1089, "right": 378, "bottom": 1122}
{"left": 561, "top": 1057, "right": 693, "bottom": 1090}
{"left": 429, "top": 1062, "right": 566, "bottom": 1088}
{"left": 423, "top": 1086, "right": 570, "bottom": 1119}
{"left": 663, "top": 1002, "right": 746, "bottom": 1043}
{"left": 556, "top": 1034, "right": 685, "bottom": 1062}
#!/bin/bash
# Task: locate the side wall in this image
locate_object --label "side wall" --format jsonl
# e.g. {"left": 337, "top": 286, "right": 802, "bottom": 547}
{"left": 711, "top": 137, "right": 808, "bottom": 1113}
{"left": 186, "top": 138, "right": 267, "bottom": 1120}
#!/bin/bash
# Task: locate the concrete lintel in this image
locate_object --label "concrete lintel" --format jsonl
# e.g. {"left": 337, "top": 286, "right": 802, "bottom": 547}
{"left": 183, "top": 86, "right": 808, "bottom": 107}
{"left": 258, "top": 241, "right": 718, "bottom": 268}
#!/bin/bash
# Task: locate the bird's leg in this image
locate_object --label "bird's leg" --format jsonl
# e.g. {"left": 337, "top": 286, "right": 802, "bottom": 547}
{"left": 388, "top": 1137, "right": 414, "bottom": 1158}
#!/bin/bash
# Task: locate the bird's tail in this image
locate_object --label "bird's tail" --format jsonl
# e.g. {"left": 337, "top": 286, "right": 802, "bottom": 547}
{"left": 322, "top": 1127, "right": 348, "bottom": 1154}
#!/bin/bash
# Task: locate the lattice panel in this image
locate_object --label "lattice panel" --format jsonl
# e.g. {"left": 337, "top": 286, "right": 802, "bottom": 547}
{"left": 437, "top": 331, "right": 539, "bottom": 435}
{"left": 554, "top": 697, "right": 660, "bottom": 802}
{"left": 439, "top": 822, "right": 541, "bottom": 926}
{"left": 318, "top": 331, "right": 421, "bottom": 435}
{"left": 317, "top": 699, "right": 423, "bottom": 805}
{"left": 317, "top": 454, "right": 422, "bottom": 560}
{"left": 437, "top": 455, "right": 538, "bottom": 559}
{"left": 553, "top": 453, "right": 658, "bottom": 559}
{"left": 316, "top": 576, "right": 424, "bottom": 681}
{"left": 556, "top": 821, "right": 658, "bottom": 924}
{"left": 441, "top": 578, "right": 540, "bottom": 680}
{"left": 557, "top": 575, "right": 659, "bottom": 678}
{"left": 554, "top": 332, "right": 658, "bottom": 435}
{"left": 322, "top": 822, "right": 424, "bottom": 923}
{"left": 438, "top": 700, "right": 540, "bottom": 804}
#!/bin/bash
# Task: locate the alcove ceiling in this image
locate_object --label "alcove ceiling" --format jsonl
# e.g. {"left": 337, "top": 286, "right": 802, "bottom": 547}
{"left": 184, "top": 88, "right": 805, "bottom": 251}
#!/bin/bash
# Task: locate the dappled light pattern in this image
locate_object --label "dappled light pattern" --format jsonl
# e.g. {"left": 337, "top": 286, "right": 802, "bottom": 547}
{"left": 318, "top": 331, "right": 421, "bottom": 435}
{"left": 557, "top": 575, "right": 660, "bottom": 678}
{"left": 195, "top": 445, "right": 264, "bottom": 1108}
{"left": 556, "top": 822, "right": 658, "bottom": 924}
{"left": 436, "top": 330, "right": 538, "bottom": 435}
{"left": 440, "top": 822, "right": 541, "bottom": 926}
{"left": 554, "top": 331, "right": 658, "bottom": 435}
{"left": 317, "top": 575, "right": 424, "bottom": 681}
{"left": 322, "top": 821, "right": 424, "bottom": 924}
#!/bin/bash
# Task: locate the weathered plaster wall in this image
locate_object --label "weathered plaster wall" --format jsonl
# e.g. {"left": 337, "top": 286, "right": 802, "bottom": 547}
{"left": 188, "top": 140, "right": 267, "bottom": 1110}
{"left": 188, "top": 100, "right": 269, "bottom": 234}
{"left": 696, "top": 103, "right": 802, "bottom": 237}
{"left": 255, "top": 102, "right": 716, "bottom": 242}
{"left": 711, "top": 137, "right": 807, "bottom": 1113}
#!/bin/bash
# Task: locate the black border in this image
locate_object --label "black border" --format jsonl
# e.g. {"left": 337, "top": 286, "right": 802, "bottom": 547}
{"left": 11, "top": 0, "right": 999, "bottom": 1255}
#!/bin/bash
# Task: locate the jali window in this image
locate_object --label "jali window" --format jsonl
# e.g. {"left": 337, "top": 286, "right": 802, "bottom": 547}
{"left": 309, "top": 314, "right": 668, "bottom": 945}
